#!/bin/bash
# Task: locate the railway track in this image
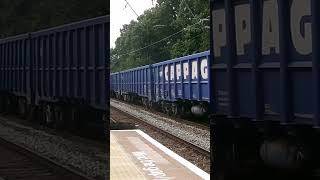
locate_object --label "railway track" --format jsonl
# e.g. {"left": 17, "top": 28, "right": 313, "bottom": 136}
{"left": 111, "top": 106, "right": 210, "bottom": 171}
{"left": 112, "top": 99, "right": 209, "bottom": 131}
{"left": 0, "top": 130, "right": 96, "bottom": 180}
{"left": 111, "top": 99, "right": 210, "bottom": 148}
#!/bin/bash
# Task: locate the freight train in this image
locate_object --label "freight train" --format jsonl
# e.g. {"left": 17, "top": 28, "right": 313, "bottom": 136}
{"left": 210, "top": 0, "right": 320, "bottom": 179}
{"left": 112, "top": 0, "right": 320, "bottom": 178}
{"left": 0, "top": 16, "right": 109, "bottom": 136}
{"left": 111, "top": 51, "right": 210, "bottom": 117}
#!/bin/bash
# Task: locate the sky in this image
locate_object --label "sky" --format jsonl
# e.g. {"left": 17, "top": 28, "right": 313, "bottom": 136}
{"left": 110, "top": 0, "right": 156, "bottom": 48}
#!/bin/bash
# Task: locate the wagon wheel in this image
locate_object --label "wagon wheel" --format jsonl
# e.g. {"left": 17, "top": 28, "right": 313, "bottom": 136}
{"left": 5, "top": 97, "right": 12, "bottom": 114}
{"left": 163, "top": 102, "right": 169, "bottom": 114}
{"left": 212, "top": 141, "right": 239, "bottom": 180}
{"left": 0, "top": 96, "right": 4, "bottom": 113}
{"left": 176, "top": 104, "right": 182, "bottom": 118}
{"left": 18, "top": 98, "right": 28, "bottom": 118}
{"left": 54, "top": 106, "right": 65, "bottom": 129}
{"left": 148, "top": 101, "right": 153, "bottom": 109}
{"left": 211, "top": 117, "right": 256, "bottom": 180}
{"left": 171, "top": 103, "right": 179, "bottom": 117}
{"left": 161, "top": 102, "right": 166, "bottom": 113}
{"left": 44, "top": 105, "right": 54, "bottom": 126}
{"left": 165, "top": 103, "right": 173, "bottom": 115}
{"left": 178, "top": 103, "right": 190, "bottom": 118}
{"left": 68, "top": 107, "right": 79, "bottom": 131}
{"left": 141, "top": 98, "right": 146, "bottom": 107}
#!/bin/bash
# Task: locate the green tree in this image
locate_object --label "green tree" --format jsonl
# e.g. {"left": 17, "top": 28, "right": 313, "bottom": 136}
{"left": 111, "top": 0, "right": 209, "bottom": 72}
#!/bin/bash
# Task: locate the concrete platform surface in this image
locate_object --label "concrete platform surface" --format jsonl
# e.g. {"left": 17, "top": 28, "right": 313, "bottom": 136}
{"left": 110, "top": 129, "right": 209, "bottom": 180}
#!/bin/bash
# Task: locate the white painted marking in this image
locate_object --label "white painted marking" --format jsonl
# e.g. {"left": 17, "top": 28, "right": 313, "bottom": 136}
{"left": 111, "top": 129, "right": 139, "bottom": 131}
{"left": 135, "top": 130, "right": 210, "bottom": 180}
{"left": 111, "top": 129, "right": 210, "bottom": 179}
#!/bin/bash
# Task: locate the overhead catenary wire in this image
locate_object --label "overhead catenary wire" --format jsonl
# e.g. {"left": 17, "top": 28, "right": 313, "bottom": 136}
{"left": 124, "top": 0, "right": 139, "bottom": 17}
{"left": 112, "top": 19, "right": 205, "bottom": 60}
{"left": 110, "top": 27, "right": 206, "bottom": 70}
{"left": 113, "top": 0, "right": 205, "bottom": 60}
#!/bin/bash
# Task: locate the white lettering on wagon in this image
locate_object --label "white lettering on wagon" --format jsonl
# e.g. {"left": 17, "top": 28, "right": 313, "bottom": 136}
{"left": 132, "top": 151, "right": 175, "bottom": 180}
{"left": 212, "top": 9, "right": 226, "bottom": 57}
{"left": 191, "top": 61, "right": 198, "bottom": 79}
{"left": 262, "top": 0, "right": 280, "bottom": 55}
{"left": 176, "top": 64, "right": 181, "bottom": 80}
{"left": 170, "top": 65, "right": 174, "bottom": 80}
{"left": 235, "top": 4, "right": 251, "bottom": 55}
{"left": 159, "top": 69, "right": 163, "bottom": 77}
{"left": 183, "top": 62, "right": 189, "bottom": 80}
{"left": 212, "top": 0, "right": 312, "bottom": 57}
{"left": 200, "top": 58, "right": 208, "bottom": 79}
{"left": 290, "top": 0, "right": 312, "bottom": 55}
{"left": 164, "top": 65, "right": 169, "bottom": 81}
{"left": 160, "top": 59, "right": 208, "bottom": 81}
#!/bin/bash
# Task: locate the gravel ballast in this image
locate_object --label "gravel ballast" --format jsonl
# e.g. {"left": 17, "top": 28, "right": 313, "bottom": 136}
{"left": 111, "top": 99, "right": 210, "bottom": 151}
{"left": 0, "top": 117, "right": 107, "bottom": 180}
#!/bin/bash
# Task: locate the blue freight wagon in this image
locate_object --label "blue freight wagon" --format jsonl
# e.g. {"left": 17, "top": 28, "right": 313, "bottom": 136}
{"left": 0, "top": 16, "right": 109, "bottom": 134}
{"left": 210, "top": 0, "right": 319, "bottom": 178}
{"left": 153, "top": 51, "right": 210, "bottom": 116}
{"left": 120, "top": 65, "right": 152, "bottom": 103}
{"left": 111, "top": 73, "right": 121, "bottom": 97}
{"left": 111, "top": 51, "right": 210, "bottom": 117}
{"left": 110, "top": 72, "right": 120, "bottom": 98}
{"left": 0, "top": 34, "right": 32, "bottom": 115}
{"left": 111, "top": 65, "right": 152, "bottom": 105}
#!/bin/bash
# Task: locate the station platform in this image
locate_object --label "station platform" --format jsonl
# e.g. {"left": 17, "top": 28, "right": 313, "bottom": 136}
{"left": 110, "top": 129, "right": 210, "bottom": 180}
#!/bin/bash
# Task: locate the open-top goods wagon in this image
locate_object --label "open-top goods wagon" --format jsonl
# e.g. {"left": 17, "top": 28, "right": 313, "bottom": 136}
{"left": 152, "top": 51, "right": 210, "bottom": 116}
{"left": 0, "top": 16, "right": 109, "bottom": 135}
{"left": 210, "top": 0, "right": 320, "bottom": 178}
{"left": 118, "top": 65, "right": 152, "bottom": 105}
{"left": 111, "top": 51, "right": 210, "bottom": 117}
